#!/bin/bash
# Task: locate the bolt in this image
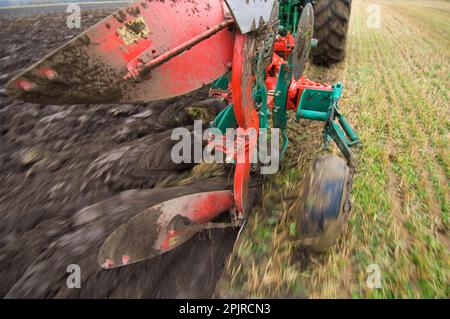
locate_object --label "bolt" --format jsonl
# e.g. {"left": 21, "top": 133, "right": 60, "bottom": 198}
{"left": 44, "top": 69, "right": 57, "bottom": 80}
{"left": 101, "top": 259, "right": 114, "bottom": 269}
{"left": 121, "top": 255, "right": 130, "bottom": 265}
{"left": 18, "top": 80, "right": 33, "bottom": 91}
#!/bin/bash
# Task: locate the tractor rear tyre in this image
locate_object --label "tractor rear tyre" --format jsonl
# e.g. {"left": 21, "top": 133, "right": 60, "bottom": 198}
{"left": 312, "top": 0, "right": 352, "bottom": 66}
{"left": 296, "top": 155, "right": 351, "bottom": 252}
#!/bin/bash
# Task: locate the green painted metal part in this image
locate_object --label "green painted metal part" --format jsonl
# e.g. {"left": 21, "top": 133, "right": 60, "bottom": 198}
{"left": 279, "top": 0, "right": 303, "bottom": 35}
{"left": 273, "top": 62, "right": 290, "bottom": 156}
{"left": 255, "top": 73, "right": 270, "bottom": 130}
{"left": 210, "top": 74, "right": 230, "bottom": 91}
{"left": 296, "top": 83, "right": 360, "bottom": 164}
{"left": 297, "top": 89, "right": 333, "bottom": 117}
{"left": 332, "top": 82, "right": 343, "bottom": 100}
{"left": 339, "top": 116, "right": 359, "bottom": 144}
{"left": 213, "top": 104, "right": 237, "bottom": 134}
{"left": 255, "top": 46, "right": 271, "bottom": 130}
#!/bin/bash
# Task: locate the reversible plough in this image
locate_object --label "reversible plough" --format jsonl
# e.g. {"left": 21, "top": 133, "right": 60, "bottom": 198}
{"left": 6, "top": 0, "right": 360, "bottom": 268}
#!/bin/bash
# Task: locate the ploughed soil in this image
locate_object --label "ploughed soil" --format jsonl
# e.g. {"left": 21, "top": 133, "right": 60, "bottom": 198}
{"left": 0, "top": 10, "right": 248, "bottom": 298}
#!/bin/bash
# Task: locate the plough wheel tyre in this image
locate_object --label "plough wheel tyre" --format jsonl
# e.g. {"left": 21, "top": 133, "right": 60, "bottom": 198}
{"left": 297, "top": 155, "right": 351, "bottom": 252}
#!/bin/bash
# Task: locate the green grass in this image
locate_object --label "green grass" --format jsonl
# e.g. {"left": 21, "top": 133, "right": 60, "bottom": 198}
{"left": 216, "top": 0, "right": 449, "bottom": 298}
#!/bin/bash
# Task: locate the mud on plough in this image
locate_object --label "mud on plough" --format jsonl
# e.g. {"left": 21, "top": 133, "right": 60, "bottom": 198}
{"left": 6, "top": 1, "right": 360, "bottom": 269}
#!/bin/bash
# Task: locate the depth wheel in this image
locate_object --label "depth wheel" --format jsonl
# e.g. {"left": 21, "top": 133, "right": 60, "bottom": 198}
{"left": 296, "top": 155, "right": 351, "bottom": 252}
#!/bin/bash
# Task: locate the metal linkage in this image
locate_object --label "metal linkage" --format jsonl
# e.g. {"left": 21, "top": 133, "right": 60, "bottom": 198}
{"left": 125, "top": 19, "right": 235, "bottom": 80}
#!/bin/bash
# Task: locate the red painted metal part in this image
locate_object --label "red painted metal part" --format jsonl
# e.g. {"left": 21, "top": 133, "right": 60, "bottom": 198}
{"left": 6, "top": 0, "right": 235, "bottom": 104}
{"left": 159, "top": 190, "right": 235, "bottom": 251}
{"left": 273, "top": 32, "right": 295, "bottom": 59}
{"left": 266, "top": 35, "right": 333, "bottom": 113}
{"left": 231, "top": 34, "right": 259, "bottom": 215}
{"left": 231, "top": 34, "right": 246, "bottom": 128}
{"left": 99, "top": 190, "right": 234, "bottom": 268}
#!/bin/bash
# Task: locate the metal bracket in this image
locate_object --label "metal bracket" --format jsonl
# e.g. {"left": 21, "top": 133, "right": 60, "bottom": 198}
{"left": 225, "top": 0, "right": 277, "bottom": 34}
{"left": 297, "top": 83, "right": 360, "bottom": 164}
